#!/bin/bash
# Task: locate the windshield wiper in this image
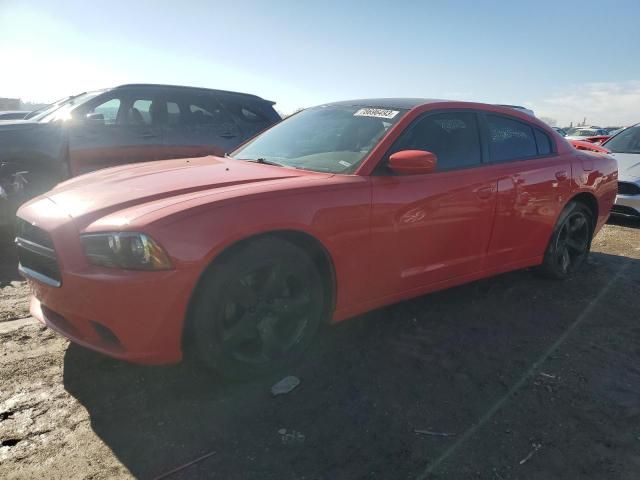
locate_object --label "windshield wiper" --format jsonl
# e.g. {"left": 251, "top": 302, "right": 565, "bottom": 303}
{"left": 227, "top": 155, "right": 289, "bottom": 168}
{"left": 253, "top": 157, "right": 285, "bottom": 167}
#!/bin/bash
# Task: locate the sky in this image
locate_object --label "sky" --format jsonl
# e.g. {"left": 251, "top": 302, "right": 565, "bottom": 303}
{"left": 1, "top": 0, "right": 640, "bottom": 126}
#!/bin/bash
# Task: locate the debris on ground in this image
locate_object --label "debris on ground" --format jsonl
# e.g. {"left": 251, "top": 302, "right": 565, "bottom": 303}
{"left": 153, "top": 451, "right": 216, "bottom": 480}
{"left": 271, "top": 376, "right": 300, "bottom": 396}
{"left": 519, "top": 443, "right": 542, "bottom": 465}
{"left": 414, "top": 429, "right": 457, "bottom": 437}
{"left": 278, "top": 428, "right": 305, "bottom": 445}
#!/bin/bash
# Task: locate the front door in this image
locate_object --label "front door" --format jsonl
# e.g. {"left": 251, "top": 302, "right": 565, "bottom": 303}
{"left": 369, "top": 110, "right": 497, "bottom": 299}
{"left": 68, "top": 93, "right": 165, "bottom": 175}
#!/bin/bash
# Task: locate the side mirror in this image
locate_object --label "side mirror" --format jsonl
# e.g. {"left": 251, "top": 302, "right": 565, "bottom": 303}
{"left": 388, "top": 150, "right": 437, "bottom": 175}
{"left": 85, "top": 112, "right": 105, "bottom": 124}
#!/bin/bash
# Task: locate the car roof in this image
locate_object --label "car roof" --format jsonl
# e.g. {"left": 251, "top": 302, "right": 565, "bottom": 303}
{"left": 112, "top": 84, "right": 273, "bottom": 103}
{"left": 321, "top": 98, "right": 446, "bottom": 109}
{"left": 319, "top": 98, "right": 543, "bottom": 118}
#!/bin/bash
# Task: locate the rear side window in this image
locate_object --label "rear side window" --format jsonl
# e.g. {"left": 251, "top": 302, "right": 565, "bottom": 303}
{"left": 487, "top": 114, "right": 537, "bottom": 162}
{"left": 186, "top": 97, "right": 234, "bottom": 126}
{"left": 167, "top": 102, "right": 181, "bottom": 126}
{"left": 129, "top": 99, "right": 152, "bottom": 125}
{"left": 534, "top": 129, "right": 552, "bottom": 155}
{"left": 390, "top": 111, "right": 482, "bottom": 170}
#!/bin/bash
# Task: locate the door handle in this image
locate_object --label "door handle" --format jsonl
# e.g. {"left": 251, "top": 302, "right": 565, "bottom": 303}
{"left": 220, "top": 133, "right": 237, "bottom": 139}
{"left": 476, "top": 186, "right": 494, "bottom": 200}
{"left": 140, "top": 132, "right": 158, "bottom": 138}
{"left": 555, "top": 170, "right": 568, "bottom": 181}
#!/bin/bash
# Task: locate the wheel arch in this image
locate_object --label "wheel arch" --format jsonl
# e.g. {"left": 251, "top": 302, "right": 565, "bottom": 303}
{"left": 181, "top": 229, "right": 337, "bottom": 355}
{"left": 567, "top": 191, "right": 599, "bottom": 230}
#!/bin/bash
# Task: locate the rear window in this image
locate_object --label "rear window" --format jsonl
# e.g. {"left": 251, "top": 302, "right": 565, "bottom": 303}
{"left": 487, "top": 114, "right": 537, "bottom": 162}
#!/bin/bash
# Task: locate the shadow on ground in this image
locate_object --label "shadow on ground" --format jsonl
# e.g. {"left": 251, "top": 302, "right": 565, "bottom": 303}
{"left": 63, "top": 252, "right": 640, "bottom": 480}
{"left": 0, "top": 238, "right": 20, "bottom": 287}
{"left": 607, "top": 214, "right": 640, "bottom": 229}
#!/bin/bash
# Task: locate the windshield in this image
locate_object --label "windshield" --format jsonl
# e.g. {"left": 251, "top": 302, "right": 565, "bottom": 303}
{"left": 30, "top": 91, "right": 104, "bottom": 122}
{"left": 230, "top": 105, "right": 407, "bottom": 173}
{"left": 604, "top": 124, "right": 640, "bottom": 153}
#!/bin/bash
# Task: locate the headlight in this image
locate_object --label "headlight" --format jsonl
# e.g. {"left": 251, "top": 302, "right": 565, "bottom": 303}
{"left": 81, "top": 232, "right": 173, "bottom": 270}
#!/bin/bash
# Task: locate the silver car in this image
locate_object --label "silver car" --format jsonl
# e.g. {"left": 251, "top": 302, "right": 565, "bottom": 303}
{"left": 604, "top": 123, "right": 640, "bottom": 217}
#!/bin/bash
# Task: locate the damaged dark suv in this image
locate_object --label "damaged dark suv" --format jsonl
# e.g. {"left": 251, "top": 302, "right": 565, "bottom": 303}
{"left": 0, "top": 84, "right": 280, "bottom": 228}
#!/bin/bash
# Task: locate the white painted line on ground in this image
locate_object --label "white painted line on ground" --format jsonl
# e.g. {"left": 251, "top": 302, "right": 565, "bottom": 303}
{"left": 416, "top": 260, "right": 631, "bottom": 479}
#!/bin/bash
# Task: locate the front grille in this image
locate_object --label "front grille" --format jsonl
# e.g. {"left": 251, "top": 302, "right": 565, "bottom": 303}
{"left": 618, "top": 181, "right": 640, "bottom": 196}
{"left": 15, "top": 218, "right": 61, "bottom": 286}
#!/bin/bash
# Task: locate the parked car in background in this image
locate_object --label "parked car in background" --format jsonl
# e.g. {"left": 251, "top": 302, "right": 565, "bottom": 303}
{"left": 0, "top": 110, "right": 31, "bottom": 120}
{"left": 607, "top": 127, "right": 625, "bottom": 137}
{"left": 0, "top": 84, "right": 280, "bottom": 228}
{"left": 565, "top": 127, "right": 609, "bottom": 141}
{"left": 602, "top": 123, "right": 640, "bottom": 217}
{"left": 16, "top": 99, "right": 617, "bottom": 378}
{"left": 553, "top": 127, "right": 567, "bottom": 136}
{"left": 568, "top": 139, "right": 610, "bottom": 154}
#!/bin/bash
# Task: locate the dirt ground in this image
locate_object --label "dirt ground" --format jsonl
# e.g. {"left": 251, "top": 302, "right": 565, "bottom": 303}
{"left": 1, "top": 218, "right": 639, "bottom": 480}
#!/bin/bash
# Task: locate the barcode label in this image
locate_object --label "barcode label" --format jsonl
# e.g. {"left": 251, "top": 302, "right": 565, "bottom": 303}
{"left": 354, "top": 108, "right": 399, "bottom": 119}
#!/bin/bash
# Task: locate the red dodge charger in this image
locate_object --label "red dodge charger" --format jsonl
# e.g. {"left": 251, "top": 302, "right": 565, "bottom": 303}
{"left": 16, "top": 99, "right": 617, "bottom": 378}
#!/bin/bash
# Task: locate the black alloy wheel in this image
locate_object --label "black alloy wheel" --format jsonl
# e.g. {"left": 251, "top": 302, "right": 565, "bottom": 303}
{"left": 190, "top": 236, "right": 326, "bottom": 379}
{"left": 539, "top": 202, "right": 593, "bottom": 279}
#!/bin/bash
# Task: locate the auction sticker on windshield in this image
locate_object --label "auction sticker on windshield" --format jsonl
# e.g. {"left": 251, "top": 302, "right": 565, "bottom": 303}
{"left": 354, "top": 108, "right": 399, "bottom": 119}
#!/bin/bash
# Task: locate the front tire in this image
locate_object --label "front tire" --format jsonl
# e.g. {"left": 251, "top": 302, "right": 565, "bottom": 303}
{"left": 538, "top": 201, "right": 593, "bottom": 279}
{"left": 189, "top": 236, "right": 327, "bottom": 379}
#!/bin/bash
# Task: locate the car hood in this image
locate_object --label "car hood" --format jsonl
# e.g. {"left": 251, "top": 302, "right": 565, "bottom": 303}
{"left": 609, "top": 152, "right": 640, "bottom": 182}
{"left": 43, "top": 156, "right": 323, "bottom": 220}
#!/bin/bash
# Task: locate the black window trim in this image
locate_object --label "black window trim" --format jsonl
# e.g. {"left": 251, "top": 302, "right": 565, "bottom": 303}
{"left": 479, "top": 111, "right": 558, "bottom": 165}
{"left": 375, "top": 108, "right": 487, "bottom": 175}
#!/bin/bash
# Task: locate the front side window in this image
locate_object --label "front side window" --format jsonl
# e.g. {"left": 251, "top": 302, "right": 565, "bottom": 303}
{"left": 89, "top": 98, "right": 121, "bottom": 125}
{"left": 231, "top": 105, "right": 406, "bottom": 173}
{"left": 487, "top": 114, "right": 537, "bottom": 162}
{"left": 36, "top": 91, "right": 104, "bottom": 122}
{"left": 604, "top": 124, "right": 640, "bottom": 153}
{"left": 389, "top": 111, "right": 482, "bottom": 170}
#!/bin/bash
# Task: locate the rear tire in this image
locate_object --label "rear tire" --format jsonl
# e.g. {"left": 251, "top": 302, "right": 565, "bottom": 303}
{"left": 189, "top": 236, "right": 327, "bottom": 380}
{"left": 537, "top": 201, "right": 593, "bottom": 279}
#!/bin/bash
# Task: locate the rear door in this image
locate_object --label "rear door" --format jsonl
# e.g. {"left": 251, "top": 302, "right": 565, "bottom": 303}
{"left": 369, "top": 110, "right": 497, "bottom": 298}
{"left": 161, "top": 91, "right": 241, "bottom": 158}
{"left": 68, "top": 89, "right": 165, "bottom": 175}
{"left": 481, "top": 113, "right": 572, "bottom": 267}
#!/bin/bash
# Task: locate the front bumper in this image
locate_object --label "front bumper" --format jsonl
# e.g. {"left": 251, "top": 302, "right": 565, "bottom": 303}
{"left": 612, "top": 194, "right": 640, "bottom": 217}
{"left": 16, "top": 195, "right": 201, "bottom": 364}
{"left": 27, "top": 265, "right": 198, "bottom": 364}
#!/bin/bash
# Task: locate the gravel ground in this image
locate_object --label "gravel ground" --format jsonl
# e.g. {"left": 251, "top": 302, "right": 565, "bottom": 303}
{"left": 0, "top": 218, "right": 639, "bottom": 479}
